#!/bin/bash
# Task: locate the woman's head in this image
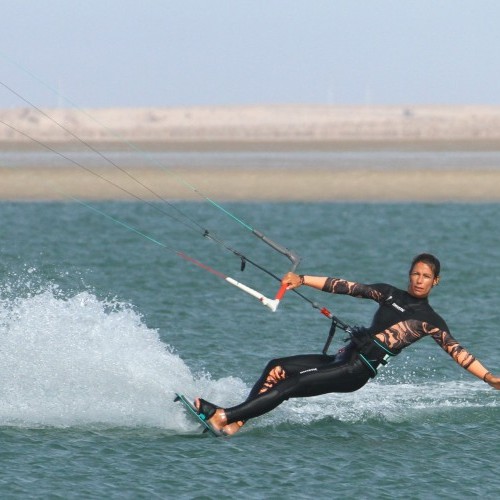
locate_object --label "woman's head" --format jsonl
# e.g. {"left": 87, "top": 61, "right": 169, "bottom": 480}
{"left": 408, "top": 253, "right": 441, "bottom": 298}
{"left": 409, "top": 253, "right": 440, "bottom": 278}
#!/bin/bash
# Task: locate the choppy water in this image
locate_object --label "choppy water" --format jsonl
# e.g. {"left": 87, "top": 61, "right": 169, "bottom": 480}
{"left": 1, "top": 197, "right": 500, "bottom": 498}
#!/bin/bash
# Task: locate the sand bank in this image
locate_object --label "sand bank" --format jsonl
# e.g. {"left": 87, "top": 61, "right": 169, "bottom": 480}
{"left": 2, "top": 167, "right": 500, "bottom": 202}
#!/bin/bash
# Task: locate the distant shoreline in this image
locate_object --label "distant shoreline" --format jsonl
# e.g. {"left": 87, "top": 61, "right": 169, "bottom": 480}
{"left": 2, "top": 104, "right": 500, "bottom": 201}
{"left": 2, "top": 104, "right": 500, "bottom": 146}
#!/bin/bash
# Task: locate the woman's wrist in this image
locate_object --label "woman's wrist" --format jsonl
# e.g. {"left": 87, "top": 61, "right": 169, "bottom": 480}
{"left": 299, "top": 274, "right": 305, "bottom": 285}
{"left": 483, "top": 371, "right": 492, "bottom": 382}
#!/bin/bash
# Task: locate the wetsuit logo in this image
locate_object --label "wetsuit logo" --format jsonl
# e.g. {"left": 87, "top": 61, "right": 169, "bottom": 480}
{"left": 386, "top": 296, "right": 406, "bottom": 313}
{"left": 299, "top": 368, "right": 318, "bottom": 375}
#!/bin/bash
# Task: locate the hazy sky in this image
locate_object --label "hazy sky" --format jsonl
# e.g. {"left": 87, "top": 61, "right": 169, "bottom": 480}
{"left": 1, "top": 1, "right": 499, "bottom": 109}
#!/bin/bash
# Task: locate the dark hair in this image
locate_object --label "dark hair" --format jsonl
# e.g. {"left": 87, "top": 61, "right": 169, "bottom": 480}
{"left": 409, "top": 253, "right": 440, "bottom": 277}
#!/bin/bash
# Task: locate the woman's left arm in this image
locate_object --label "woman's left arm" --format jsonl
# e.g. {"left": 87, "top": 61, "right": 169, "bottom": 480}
{"left": 463, "top": 359, "right": 500, "bottom": 389}
{"left": 432, "top": 327, "right": 500, "bottom": 389}
{"left": 481, "top": 371, "right": 500, "bottom": 390}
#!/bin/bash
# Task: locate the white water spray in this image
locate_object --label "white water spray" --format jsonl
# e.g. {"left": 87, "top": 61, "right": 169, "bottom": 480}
{"left": 0, "top": 284, "right": 246, "bottom": 430}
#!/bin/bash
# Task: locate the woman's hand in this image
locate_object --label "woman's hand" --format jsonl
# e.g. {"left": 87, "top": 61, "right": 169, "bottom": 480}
{"left": 484, "top": 372, "right": 500, "bottom": 390}
{"left": 282, "top": 272, "right": 303, "bottom": 290}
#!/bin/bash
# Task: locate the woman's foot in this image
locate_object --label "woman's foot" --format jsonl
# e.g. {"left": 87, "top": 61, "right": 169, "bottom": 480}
{"left": 194, "top": 397, "right": 228, "bottom": 433}
{"left": 222, "top": 420, "right": 245, "bottom": 436}
{"left": 194, "top": 398, "right": 246, "bottom": 436}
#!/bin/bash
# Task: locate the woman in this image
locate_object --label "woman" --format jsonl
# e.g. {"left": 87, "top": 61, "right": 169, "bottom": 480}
{"left": 195, "top": 253, "right": 500, "bottom": 435}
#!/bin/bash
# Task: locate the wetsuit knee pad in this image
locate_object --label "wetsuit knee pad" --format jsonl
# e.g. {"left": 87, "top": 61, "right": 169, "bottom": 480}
{"left": 264, "top": 358, "right": 284, "bottom": 372}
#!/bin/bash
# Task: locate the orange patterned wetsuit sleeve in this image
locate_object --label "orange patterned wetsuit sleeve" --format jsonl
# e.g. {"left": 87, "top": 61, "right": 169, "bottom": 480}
{"left": 322, "top": 278, "right": 477, "bottom": 370}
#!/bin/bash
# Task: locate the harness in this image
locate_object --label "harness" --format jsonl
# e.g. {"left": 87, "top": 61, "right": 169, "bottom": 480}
{"left": 322, "top": 292, "right": 408, "bottom": 377}
{"left": 321, "top": 319, "right": 399, "bottom": 378}
{"left": 349, "top": 326, "right": 400, "bottom": 378}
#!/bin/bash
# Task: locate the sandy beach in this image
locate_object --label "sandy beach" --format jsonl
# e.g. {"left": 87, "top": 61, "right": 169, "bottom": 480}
{"left": 3, "top": 166, "right": 500, "bottom": 202}
{"left": 2, "top": 104, "right": 500, "bottom": 201}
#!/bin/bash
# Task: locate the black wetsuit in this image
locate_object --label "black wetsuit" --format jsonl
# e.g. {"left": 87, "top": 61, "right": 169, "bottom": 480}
{"left": 224, "top": 280, "right": 476, "bottom": 424}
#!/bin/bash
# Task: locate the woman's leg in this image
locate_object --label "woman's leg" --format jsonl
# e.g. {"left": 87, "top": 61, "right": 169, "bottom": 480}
{"left": 222, "top": 354, "right": 334, "bottom": 434}
{"left": 195, "top": 353, "right": 334, "bottom": 434}
{"left": 224, "top": 348, "right": 368, "bottom": 424}
{"left": 245, "top": 354, "right": 328, "bottom": 400}
{"left": 196, "top": 344, "right": 370, "bottom": 434}
{"left": 196, "top": 345, "right": 369, "bottom": 434}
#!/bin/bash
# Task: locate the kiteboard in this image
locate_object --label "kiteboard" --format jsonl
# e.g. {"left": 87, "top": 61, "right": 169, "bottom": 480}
{"left": 174, "top": 393, "right": 223, "bottom": 437}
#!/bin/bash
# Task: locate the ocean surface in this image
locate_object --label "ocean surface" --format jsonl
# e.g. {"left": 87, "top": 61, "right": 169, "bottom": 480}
{"left": 1, "top": 162, "right": 500, "bottom": 498}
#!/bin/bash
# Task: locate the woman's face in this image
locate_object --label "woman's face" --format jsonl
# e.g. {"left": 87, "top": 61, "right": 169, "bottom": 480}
{"left": 408, "top": 261, "right": 439, "bottom": 298}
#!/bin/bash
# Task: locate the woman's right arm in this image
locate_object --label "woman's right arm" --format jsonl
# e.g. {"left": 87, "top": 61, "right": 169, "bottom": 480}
{"left": 281, "top": 273, "right": 328, "bottom": 291}
{"left": 281, "top": 272, "right": 381, "bottom": 300}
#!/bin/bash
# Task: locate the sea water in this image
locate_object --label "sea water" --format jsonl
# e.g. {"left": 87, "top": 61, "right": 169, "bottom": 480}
{"left": 1, "top": 198, "right": 500, "bottom": 499}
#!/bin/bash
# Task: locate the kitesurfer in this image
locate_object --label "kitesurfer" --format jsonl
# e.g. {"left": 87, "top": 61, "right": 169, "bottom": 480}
{"left": 195, "top": 253, "right": 500, "bottom": 435}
